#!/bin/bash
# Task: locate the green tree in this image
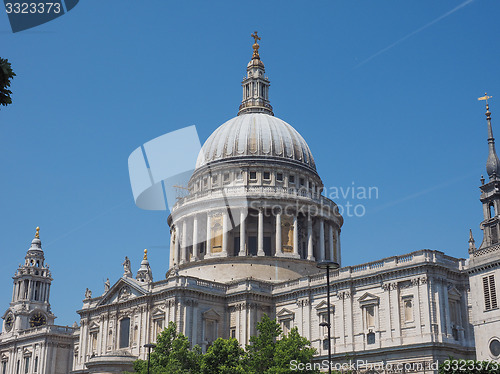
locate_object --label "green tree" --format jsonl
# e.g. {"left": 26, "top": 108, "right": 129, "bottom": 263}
{"left": 132, "top": 322, "right": 201, "bottom": 374}
{"left": 0, "top": 58, "right": 15, "bottom": 108}
{"left": 245, "top": 314, "right": 281, "bottom": 372}
{"left": 271, "top": 327, "right": 319, "bottom": 374}
{"left": 245, "top": 314, "right": 319, "bottom": 374}
{"left": 201, "top": 338, "right": 245, "bottom": 374}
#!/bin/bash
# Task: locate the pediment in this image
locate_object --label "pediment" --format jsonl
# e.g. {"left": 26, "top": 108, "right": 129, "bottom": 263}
{"left": 202, "top": 308, "right": 220, "bottom": 321}
{"left": 358, "top": 292, "right": 379, "bottom": 306}
{"left": 315, "top": 300, "right": 334, "bottom": 313}
{"left": 277, "top": 308, "right": 294, "bottom": 320}
{"left": 88, "top": 321, "right": 100, "bottom": 331}
{"left": 151, "top": 307, "right": 165, "bottom": 318}
{"left": 448, "top": 286, "right": 461, "bottom": 300}
{"left": 97, "top": 277, "right": 147, "bottom": 306}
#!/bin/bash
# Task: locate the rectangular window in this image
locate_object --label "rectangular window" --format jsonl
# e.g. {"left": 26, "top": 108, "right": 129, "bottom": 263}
{"left": 289, "top": 175, "right": 295, "bottom": 184}
{"left": 205, "top": 320, "right": 217, "bottom": 343}
{"left": 119, "top": 317, "right": 130, "bottom": 348}
{"left": 281, "top": 319, "right": 291, "bottom": 335}
{"left": 492, "top": 226, "right": 498, "bottom": 244}
{"left": 300, "top": 178, "right": 305, "bottom": 186}
{"left": 403, "top": 297, "right": 414, "bottom": 322}
{"left": 153, "top": 319, "right": 163, "bottom": 340}
{"left": 212, "top": 175, "right": 218, "bottom": 185}
{"left": 249, "top": 171, "right": 257, "bottom": 180}
{"left": 90, "top": 331, "right": 98, "bottom": 353}
{"left": 320, "top": 313, "right": 328, "bottom": 336}
{"left": 230, "top": 327, "right": 236, "bottom": 339}
{"left": 276, "top": 173, "right": 283, "bottom": 182}
{"left": 365, "top": 306, "right": 375, "bottom": 328}
{"left": 223, "top": 173, "right": 230, "bottom": 183}
{"left": 484, "top": 274, "right": 498, "bottom": 311}
{"left": 236, "top": 171, "right": 243, "bottom": 180}
{"left": 203, "top": 178, "right": 208, "bottom": 187}
{"left": 24, "top": 358, "right": 29, "bottom": 374}
{"left": 263, "top": 171, "right": 270, "bottom": 180}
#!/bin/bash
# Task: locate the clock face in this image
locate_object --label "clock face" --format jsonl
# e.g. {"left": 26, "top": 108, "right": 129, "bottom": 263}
{"left": 29, "top": 312, "right": 46, "bottom": 328}
{"left": 5, "top": 313, "right": 13, "bottom": 332}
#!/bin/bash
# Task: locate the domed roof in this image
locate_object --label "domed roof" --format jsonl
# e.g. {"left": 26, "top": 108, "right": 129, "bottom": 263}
{"left": 195, "top": 113, "right": 316, "bottom": 171}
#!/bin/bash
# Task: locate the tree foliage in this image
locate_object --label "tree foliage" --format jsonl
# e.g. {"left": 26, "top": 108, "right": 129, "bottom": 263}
{"left": 132, "top": 315, "right": 319, "bottom": 374}
{"left": 0, "top": 58, "right": 15, "bottom": 108}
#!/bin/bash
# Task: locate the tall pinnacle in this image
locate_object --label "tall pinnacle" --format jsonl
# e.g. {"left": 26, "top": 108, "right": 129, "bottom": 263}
{"left": 478, "top": 93, "right": 500, "bottom": 181}
{"left": 238, "top": 31, "right": 274, "bottom": 116}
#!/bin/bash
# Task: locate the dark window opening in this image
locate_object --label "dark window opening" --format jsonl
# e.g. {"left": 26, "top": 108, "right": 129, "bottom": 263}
{"left": 289, "top": 175, "right": 295, "bottom": 184}
{"left": 277, "top": 173, "right": 283, "bottom": 181}
{"left": 263, "top": 172, "right": 270, "bottom": 180}
{"left": 249, "top": 171, "right": 257, "bottom": 180}
{"left": 119, "top": 318, "right": 130, "bottom": 348}
{"left": 367, "top": 332, "right": 375, "bottom": 345}
{"left": 248, "top": 236, "right": 257, "bottom": 256}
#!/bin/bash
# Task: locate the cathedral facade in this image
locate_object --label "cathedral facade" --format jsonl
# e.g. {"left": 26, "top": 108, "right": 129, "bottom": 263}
{"left": 1, "top": 37, "right": 500, "bottom": 374}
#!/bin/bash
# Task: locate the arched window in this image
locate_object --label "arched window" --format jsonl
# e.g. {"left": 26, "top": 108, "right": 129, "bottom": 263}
{"left": 489, "top": 203, "right": 495, "bottom": 218}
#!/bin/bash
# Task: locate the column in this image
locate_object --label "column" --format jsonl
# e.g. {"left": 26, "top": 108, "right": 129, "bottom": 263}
{"left": 443, "top": 282, "right": 451, "bottom": 338}
{"left": 307, "top": 216, "right": 314, "bottom": 261}
{"left": 192, "top": 216, "right": 199, "bottom": 261}
{"left": 328, "top": 224, "right": 334, "bottom": 262}
{"left": 293, "top": 214, "right": 299, "bottom": 257}
{"left": 239, "top": 210, "right": 246, "bottom": 256}
{"left": 335, "top": 230, "right": 341, "bottom": 266}
{"left": 222, "top": 213, "right": 228, "bottom": 256}
{"left": 241, "top": 304, "right": 248, "bottom": 344}
{"left": 275, "top": 212, "right": 282, "bottom": 256}
{"left": 318, "top": 219, "right": 325, "bottom": 262}
{"left": 257, "top": 208, "right": 265, "bottom": 256}
{"left": 169, "top": 228, "right": 175, "bottom": 268}
{"left": 181, "top": 220, "right": 187, "bottom": 264}
{"left": 206, "top": 214, "right": 212, "bottom": 257}
{"left": 192, "top": 302, "right": 199, "bottom": 346}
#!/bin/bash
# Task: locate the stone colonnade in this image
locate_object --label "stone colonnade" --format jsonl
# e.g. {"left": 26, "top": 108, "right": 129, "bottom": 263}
{"left": 169, "top": 207, "right": 341, "bottom": 267}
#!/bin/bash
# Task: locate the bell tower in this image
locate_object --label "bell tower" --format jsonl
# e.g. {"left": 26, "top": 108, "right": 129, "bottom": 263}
{"left": 477, "top": 94, "right": 500, "bottom": 249}
{"left": 2, "top": 227, "right": 55, "bottom": 334}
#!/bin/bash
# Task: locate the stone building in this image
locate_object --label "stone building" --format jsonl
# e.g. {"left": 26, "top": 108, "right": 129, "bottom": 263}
{"left": 0, "top": 228, "right": 75, "bottom": 374}
{"left": 1, "top": 36, "right": 500, "bottom": 373}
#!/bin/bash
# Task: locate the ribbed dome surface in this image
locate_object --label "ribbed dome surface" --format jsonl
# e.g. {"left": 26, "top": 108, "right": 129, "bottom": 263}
{"left": 196, "top": 113, "right": 316, "bottom": 170}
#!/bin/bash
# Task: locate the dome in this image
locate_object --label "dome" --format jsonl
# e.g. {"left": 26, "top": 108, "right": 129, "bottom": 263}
{"left": 195, "top": 113, "right": 316, "bottom": 171}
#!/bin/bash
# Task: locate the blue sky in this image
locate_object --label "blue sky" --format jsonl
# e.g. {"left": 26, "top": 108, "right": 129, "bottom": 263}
{"left": 1, "top": 0, "right": 499, "bottom": 326}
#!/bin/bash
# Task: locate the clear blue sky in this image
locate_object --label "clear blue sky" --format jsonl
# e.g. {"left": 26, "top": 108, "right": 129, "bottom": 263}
{"left": 1, "top": 0, "right": 499, "bottom": 326}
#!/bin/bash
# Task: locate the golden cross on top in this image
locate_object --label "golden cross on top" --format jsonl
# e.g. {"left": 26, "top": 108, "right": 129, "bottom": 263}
{"left": 478, "top": 92, "right": 493, "bottom": 105}
{"left": 251, "top": 31, "right": 261, "bottom": 44}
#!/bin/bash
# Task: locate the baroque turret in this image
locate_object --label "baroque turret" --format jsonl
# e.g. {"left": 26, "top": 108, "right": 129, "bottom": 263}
{"left": 2, "top": 227, "right": 55, "bottom": 334}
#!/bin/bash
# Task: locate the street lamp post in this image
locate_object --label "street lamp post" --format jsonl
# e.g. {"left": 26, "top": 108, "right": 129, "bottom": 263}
{"left": 144, "top": 343, "right": 157, "bottom": 374}
{"left": 317, "top": 260, "right": 340, "bottom": 374}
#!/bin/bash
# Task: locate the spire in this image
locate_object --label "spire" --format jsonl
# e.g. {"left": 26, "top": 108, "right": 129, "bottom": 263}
{"left": 238, "top": 31, "right": 274, "bottom": 116}
{"left": 136, "top": 249, "right": 153, "bottom": 283}
{"left": 478, "top": 93, "right": 500, "bottom": 181}
{"left": 468, "top": 229, "right": 476, "bottom": 253}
